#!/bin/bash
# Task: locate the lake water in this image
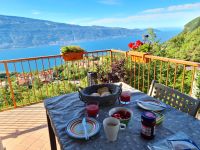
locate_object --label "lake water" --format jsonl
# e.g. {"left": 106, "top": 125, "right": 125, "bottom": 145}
{"left": 0, "top": 30, "right": 180, "bottom": 72}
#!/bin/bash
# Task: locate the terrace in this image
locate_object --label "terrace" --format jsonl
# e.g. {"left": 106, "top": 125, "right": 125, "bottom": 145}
{"left": 0, "top": 49, "right": 200, "bottom": 149}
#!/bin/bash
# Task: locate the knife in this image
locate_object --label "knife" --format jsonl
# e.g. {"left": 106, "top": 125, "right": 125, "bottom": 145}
{"left": 82, "top": 117, "right": 89, "bottom": 140}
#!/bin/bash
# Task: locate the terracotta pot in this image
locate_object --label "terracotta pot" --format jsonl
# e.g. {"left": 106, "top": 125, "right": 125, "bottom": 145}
{"left": 127, "top": 51, "right": 151, "bottom": 63}
{"left": 61, "top": 52, "right": 85, "bottom": 61}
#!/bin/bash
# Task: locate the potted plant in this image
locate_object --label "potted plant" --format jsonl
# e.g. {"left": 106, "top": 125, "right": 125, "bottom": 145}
{"left": 61, "top": 45, "right": 86, "bottom": 61}
{"left": 127, "top": 40, "right": 151, "bottom": 63}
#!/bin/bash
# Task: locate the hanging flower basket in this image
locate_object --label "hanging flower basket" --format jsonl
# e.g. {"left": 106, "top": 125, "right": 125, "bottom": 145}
{"left": 127, "top": 51, "right": 151, "bottom": 63}
{"left": 62, "top": 52, "right": 86, "bottom": 61}
{"left": 60, "top": 45, "right": 86, "bottom": 61}
{"left": 127, "top": 40, "right": 151, "bottom": 63}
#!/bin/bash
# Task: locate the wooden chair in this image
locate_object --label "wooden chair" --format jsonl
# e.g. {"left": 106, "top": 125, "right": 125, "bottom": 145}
{"left": 148, "top": 80, "right": 200, "bottom": 117}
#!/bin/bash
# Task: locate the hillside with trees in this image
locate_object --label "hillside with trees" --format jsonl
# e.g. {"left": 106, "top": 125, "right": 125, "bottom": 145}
{"left": 163, "top": 16, "right": 200, "bottom": 62}
{"left": 128, "top": 17, "right": 200, "bottom": 99}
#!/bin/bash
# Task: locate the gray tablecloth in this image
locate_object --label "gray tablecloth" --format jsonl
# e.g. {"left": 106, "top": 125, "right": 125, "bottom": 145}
{"left": 44, "top": 83, "right": 200, "bottom": 150}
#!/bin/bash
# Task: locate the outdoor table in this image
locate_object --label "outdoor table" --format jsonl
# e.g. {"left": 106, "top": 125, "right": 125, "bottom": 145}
{"left": 44, "top": 82, "right": 200, "bottom": 150}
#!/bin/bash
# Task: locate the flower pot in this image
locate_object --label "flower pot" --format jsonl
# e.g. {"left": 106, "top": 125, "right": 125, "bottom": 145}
{"left": 61, "top": 52, "right": 85, "bottom": 61}
{"left": 127, "top": 51, "right": 151, "bottom": 63}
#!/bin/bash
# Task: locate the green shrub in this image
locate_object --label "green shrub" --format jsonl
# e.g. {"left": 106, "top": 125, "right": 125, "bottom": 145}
{"left": 61, "top": 45, "right": 85, "bottom": 53}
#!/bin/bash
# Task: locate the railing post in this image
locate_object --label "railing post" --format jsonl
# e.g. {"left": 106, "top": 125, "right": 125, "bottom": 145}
{"left": 125, "top": 52, "right": 128, "bottom": 57}
{"left": 190, "top": 66, "right": 196, "bottom": 96}
{"left": 110, "top": 50, "right": 113, "bottom": 66}
{"left": 4, "top": 62, "right": 17, "bottom": 108}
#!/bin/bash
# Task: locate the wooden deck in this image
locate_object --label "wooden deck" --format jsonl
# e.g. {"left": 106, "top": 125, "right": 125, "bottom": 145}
{"left": 0, "top": 103, "right": 53, "bottom": 150}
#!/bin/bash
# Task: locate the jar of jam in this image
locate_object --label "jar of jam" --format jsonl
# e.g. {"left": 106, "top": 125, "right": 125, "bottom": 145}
{"left": 141, "top": 112, "right": 156, "bottom": 139}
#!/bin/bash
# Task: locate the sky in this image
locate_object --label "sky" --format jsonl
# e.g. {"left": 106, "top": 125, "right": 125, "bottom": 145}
{"left": 0, "top": 0, "right": 200, "bottom": 29}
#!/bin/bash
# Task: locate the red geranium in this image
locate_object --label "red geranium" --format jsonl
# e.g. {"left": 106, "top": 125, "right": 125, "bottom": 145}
{"left": 128, "top": 40, "right": 143, "bottom": 50}
{"left": 135, "top": 40, "right": 143, "bottom": 46}
{"left": 128, "top": 42, "right": 134, "bottom": 49}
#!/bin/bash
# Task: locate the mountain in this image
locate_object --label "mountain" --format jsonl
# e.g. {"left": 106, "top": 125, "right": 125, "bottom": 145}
{"left": 0, "top": 15, "right": 146, "bottom": 49}
{"left": 184, "top": 16, "right": 200, "bottom": 32}
{"left": 163, "top": 16, "right": 200, "bottom": 62}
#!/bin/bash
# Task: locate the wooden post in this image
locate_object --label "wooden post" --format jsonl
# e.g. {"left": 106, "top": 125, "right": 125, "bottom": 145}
{"left": 46, "top": 112, "right": 57, "bottom": 150}
{"left": 110, "top": 50, "right": 113, "bottom": 66}
{"left": 190, "top": 66, "right": 196, "bottom": 96}
{"left": 4, "top": 62, "right": 17, "bottom": 108}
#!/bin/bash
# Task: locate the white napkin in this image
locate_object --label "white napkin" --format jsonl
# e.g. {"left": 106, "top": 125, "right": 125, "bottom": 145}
{"left": 147, "top": 132, "right": 199, "bottom": 150}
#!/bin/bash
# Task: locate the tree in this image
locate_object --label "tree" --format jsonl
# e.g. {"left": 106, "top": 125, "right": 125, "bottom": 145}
{"left": 147, "top": 28, "right": 157, "bottom": 43}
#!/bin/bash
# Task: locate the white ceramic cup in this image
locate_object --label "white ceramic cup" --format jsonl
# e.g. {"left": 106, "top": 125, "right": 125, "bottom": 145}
{"left": 103, "top": 117, "right": 126, "bottom": 142}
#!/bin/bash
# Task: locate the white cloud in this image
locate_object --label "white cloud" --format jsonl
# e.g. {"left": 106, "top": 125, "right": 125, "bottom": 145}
{"left": 89, "top": 13, "right": 174, "bottom": 25}
{"left": 143, "top": 2, "right": 200, "bottom": 13}
{"left": 32, "top": 10, "right": 41, "bottom": 15}
{"left": 73, "top": 10, "right": 200, "bottom": 28}
{"left": 98, "top": 0, "right": 120, "bottom": 5}
{"left": 143, "top": 8, "right": 165, "bottom": 13}
{"left": 167, "top": 3, "right": 200, "bottom": 11}
{"left": 66, "top": 2, "right": 200, "bottom": 28}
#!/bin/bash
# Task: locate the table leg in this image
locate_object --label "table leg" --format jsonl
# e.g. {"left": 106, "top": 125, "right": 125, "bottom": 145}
{"left": 46, "top": 112, "right": 57, "bottom": 150}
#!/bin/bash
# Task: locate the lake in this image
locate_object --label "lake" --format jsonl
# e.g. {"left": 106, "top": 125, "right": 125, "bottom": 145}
{"left": 0, "top": 30, "right": 180, "bottom": 72}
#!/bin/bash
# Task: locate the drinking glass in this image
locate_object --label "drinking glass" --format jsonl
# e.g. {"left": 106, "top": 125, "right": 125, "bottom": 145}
{"left": 86, "top": 101, "right": 99, "bottom": 118}
{"left": 120, "top": 91, "right": 131, "bottom": 104}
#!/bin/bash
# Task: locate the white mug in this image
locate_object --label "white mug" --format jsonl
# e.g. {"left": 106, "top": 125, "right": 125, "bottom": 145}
{"left": 103, "top": 117, "right": 126, "bottom": 142}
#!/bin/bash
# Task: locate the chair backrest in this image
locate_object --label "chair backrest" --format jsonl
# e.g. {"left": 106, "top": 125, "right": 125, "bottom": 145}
{"left": 148, "top": 80, "right": 200, "bottom": 117}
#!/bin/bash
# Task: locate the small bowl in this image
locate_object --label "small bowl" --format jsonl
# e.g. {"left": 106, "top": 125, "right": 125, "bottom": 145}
{"left": 109, "top": 107, "right": 133, "bottom": 125}
{"left": 153, "top": 111, "right": 165, "bottom": 125}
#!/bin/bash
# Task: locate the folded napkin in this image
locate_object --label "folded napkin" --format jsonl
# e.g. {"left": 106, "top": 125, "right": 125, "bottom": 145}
{"left": 147, "top": 132, "right": 200, "bottom": 150}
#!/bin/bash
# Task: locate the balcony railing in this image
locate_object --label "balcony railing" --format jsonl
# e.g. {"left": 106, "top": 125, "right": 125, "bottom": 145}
{"left": 0, "top": 49, "right": 200, "bottom": 111}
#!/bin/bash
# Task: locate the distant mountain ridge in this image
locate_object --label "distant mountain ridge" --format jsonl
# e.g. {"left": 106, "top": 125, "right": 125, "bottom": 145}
{"left": 0, "top": 15, "right": 147, "bottom": 49}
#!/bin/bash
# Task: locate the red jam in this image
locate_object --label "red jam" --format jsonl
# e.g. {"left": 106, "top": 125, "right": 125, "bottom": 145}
{"left": 141, "top": 112, "right": 156, "bottom": 139}
{"left": 111, "top": 110, "right": 131, "bottom": 120}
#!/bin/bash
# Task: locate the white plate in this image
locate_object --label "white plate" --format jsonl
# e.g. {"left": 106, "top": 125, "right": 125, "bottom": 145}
{"left": 137, "top": 99, "right": 166, "bottom": 111}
